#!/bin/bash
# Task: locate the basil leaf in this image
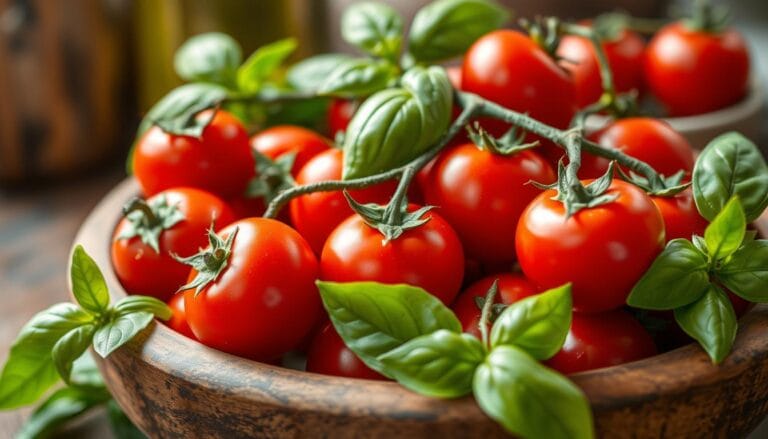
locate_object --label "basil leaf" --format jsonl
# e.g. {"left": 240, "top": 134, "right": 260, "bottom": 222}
{"left": 693, "top": 132, "right": 768, "bottom": 222}
{"left": 409, "top": 0, "right": 509, "bottom": 63}
{"left": 52, "top": 324, "right": 96, "bottom": 384}
{"left": 237, "top": 38, "right": 297, "bottom": 93}
{"left": 704, "top": 197, "right": 746, "bottom": 261}
{"left": 341, "top": 2, "right": 403, "bottom": 60}
{"left": 70, "top": 245, "right": 110, "bottom": 314}
{"left": 286, "top": 53, "right": 355, "bottom": 92}
{"left": 173, "top": 32, "right": 242, "bottom": 86}
{"left": 317, "top": 281, "right": 461, "bottom": 373}
{"left": 93, "top": 312, "right": 155, "bottom": 358}
{"left": 343, "top": 66, "right": 452, "bottom": 179}
{"left": 377, "top": 330, "right": 485, "bottom": 398}
{"left": 627, "top": 239, "right": 710, "bottom": 310}
{"left": 474, "top": 346, "right": 594, "bottom": 439}
{"left": 69, "top": 353, "right": 105, "bottom": 389}
{"left": 490, "top": 283, "right": 572, "bottom": 360}
{"left": 16, "top": 386, "right": 111, "bottom": 439}
{"left": 318, "top": 58, "right": 396, "bottom": 97}
{"left": 135, "top": 83, "right": 228, "bottom": 140}
{"left": 108, "top": 399, "right": 148, "bottom": 439}
{"left": 674, "top": 285, "right": 737, "bottom": 363}
{"left": 716, "top": 239, "right": 768, "bottom": 302}
{"left": 114, "top": 295, "right": 173, "bottom": 321}
{"left": 0, "top": 303, "right": 92, "bottom": 409}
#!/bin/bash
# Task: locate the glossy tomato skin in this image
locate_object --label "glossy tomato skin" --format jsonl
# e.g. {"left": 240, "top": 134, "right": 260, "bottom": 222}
{"left": 184, "top": 218, "right": 321, "bottom": 361}
{"left": 111, "top": 188, "right": 236, "bottom": 301}
{"left": 289, "top": 149, "right": 397, "bottom": 254}
{"left": 327, "top": 99, "right": 358, "bottom": 139}
{"left": 652, "top": 188, "right": 708, "bottom": 242}
{"left": 133, "top": 110, "right": 254, "bottom": 198}
{"left": 558, "top": 28, "right": 645, "bottom": 108}
{"left": 644, "top": 23, "right": 750, "bottom": 116}
{"left": 546, "top": 309, "right": 657, "bottom": 374}
{"left": 452, "top": 274, "right": 540, "bottom": 339}
{"left": 250, "top": 125, "right": 331, "bottom": 175}
{"left": 306, "top": 323, "right": 386, "bottom": 380}
{"left": 166, "top": 293, "right": 196, "bottom": 339}
{"left": 321, "top": 206, "right": 464, "bottom": 305}
{"left": 424, "top": 143, "right": 555, "bottom": 264}
{"left": 516, "top": 179, "right": 665, "bottom": 312}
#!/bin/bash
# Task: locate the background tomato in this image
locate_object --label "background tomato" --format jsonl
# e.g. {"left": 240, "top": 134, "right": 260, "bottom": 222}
{"left": 652, "top": 188, "right": 708, "bottom": 242}
{"left": 166, "top": 293, "right": 196, "bottom": 339}
{"left": 327, "top": 99, "right": 358, "bottom": 139}
{"left": 306, "top": 323, "right": 386, "bottom": 380}
{"left": 250, "top": 125, "right": 331, "bottom": 175}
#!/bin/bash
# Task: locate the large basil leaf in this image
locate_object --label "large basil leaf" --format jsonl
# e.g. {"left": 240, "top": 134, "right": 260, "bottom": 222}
{"left": 693, "top": 132, "right": 768, "bottom": 222}
{"left": 173, "top": 33, "right": 242, "bottom": 86}
{"left": 70, "top": 245, "right": 110, "bottom": 314}
{"left": 318, "top": 58, "right": 397, "bottom": 97}
{"left": 674, "top": 285, "right": 737, "bottom": 363}
{"left": 16, "top": 386, "right": 111, "bottom": 439}
{"left": 342, "top": 66, "right": 452, "bottom": 179}
{"left": 93, "top": 312, "right": 155, "bottom": 358}
{"left": 716, "top": 239, "right": 768, "bottom": 302}
{"left": 286, "top": 53, "right": 355, "bottom": 92}
{"left": 409, "top": 0, "right": 509, "bottom": 62}
{"left": 237, "top": 38, "right": 297, "bottom": 93}
{"left": 341, "top": 2, "right": 403, "bottom": 60}
{"left": 704, "top": 196, "right": 746, "bottom": 261}
{"left": 474, "top": 346, "right": 594, "bottom": 439}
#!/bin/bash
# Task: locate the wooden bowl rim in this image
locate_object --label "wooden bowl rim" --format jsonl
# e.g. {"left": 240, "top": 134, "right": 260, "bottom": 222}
{"left": 73, "top": 177, "right": 768, "bottom": 416}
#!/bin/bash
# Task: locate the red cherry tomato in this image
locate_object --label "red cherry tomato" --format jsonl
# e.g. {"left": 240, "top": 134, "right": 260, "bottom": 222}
{"left": 306, "top": 323, "right": 386, "bottom": 380}
{"left": 289, "top": 149, "right": 397, "bottom": 254}
{"left": 546, "top": 309, "right": 657, "bottom": 374}
{"left": 133, "top": 110, "right": 254, "bottom": 198}
{"left": 452, "top": 274, "right": 540, "bottom": 339}
{"left": 516, "top": 179, "right": 665, "bottom": 312}
{"left": 250, "top": 125, "right": 331, "bottom": 175}
{"left": 327, "top": 99, "right": 359, "bottom": 139}
{"left": 184, "top": 218, "right": 321, "bottom": 361}
{"left": 111, "top": 188, "right": 236, "bottom": 301}
{"left": 557, "top": 28, "right": 645, "bottom": 108}
{"left": 423, "top": 143, "right": 556, "bottom": 264}
{"left": 580, "top": 117, "right": 695, "bottom": 179}
{"left": 652, "top": 188, "right": 708, "bottom": 242}
{"left": 166, "top": 293, "right": 196, "bottom": 339}
{"left": 321, "top": 206, "right": 465, "bottom": 305}
{"left": 644, "top": 22, "right": 750, "bottom": 116}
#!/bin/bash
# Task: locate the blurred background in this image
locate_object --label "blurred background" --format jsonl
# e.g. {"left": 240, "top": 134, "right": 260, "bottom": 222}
{"left": 0, "top": 0, "right": 767, "bottom": 437}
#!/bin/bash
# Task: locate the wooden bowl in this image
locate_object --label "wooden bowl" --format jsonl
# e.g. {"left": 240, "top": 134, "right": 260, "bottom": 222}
{"left": 73, "top": 178, "right": 768, "bottom": 438}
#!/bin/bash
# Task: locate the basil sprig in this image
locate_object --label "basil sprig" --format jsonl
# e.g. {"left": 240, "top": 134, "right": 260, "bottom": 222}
{"left": 318, "top": 281, "right": 594, "bottom": 438}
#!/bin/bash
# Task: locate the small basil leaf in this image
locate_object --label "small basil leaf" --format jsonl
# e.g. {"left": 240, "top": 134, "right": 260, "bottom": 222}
{"left": 627, "top": 239, "right": 710, "bottom": 310}
{"left": 16, "top": 386, "right": 111, "bottom": 439}
{"left": 114, "top": 295, "right": 173, "bottom": 321}
{"left": 286, "top": 53, "right": 355, "bottom": 92}
{"left": 377, "top": 330, "right": 485, "bottom": 398}
{"left": 52, "top": 324, "right": 96, "bottom": 384}
{"left": 237, "top": 38, "right": 297, "bottom": 93}
{"left": 0, "top": 303, "right": 92, "bottom": 409}
{"left": 716, "top": 239, "right": 768, "bottom": 302}
{"left": 93, "top": 312, "right": 155, "bottom": 358}
{"left": 70, "top": 245, "right": 110, "bottom": 314}
{"left": 341, "top": 2, "right": 403, "bottom": 60}
{"left": 490, "top": 283, "right": 572, "bottom": 360}
{"left": 173, "top": 32, "right": 242, "bottom": 85}
{"left": 693, "top": 132, "right": 768, "bottom": 222}
{"left": 704, "top": 196, "right": 746, "bottom": 261}
{"left": 108, "top": 399, "right": 148, "bottom": 439}
{"left": 474, "top": 346, "right": 594, "bottom": 439}
{"left": 318, "top": 58, "right": 397, "bottom": 97}
{"left": 69, "top": 353, "right": 105, "bottom": 390}
{"left": 317, "top": 281, "right": 461, "bottom": 373}
{"left": 409, "top": 0, "right": 509, "bottom": 62}
{"left": 674, "top": 285, "right": 737, "bottom": 363}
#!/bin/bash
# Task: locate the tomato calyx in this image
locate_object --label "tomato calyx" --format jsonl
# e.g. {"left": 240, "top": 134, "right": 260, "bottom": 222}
{"left": 466, "top": 122, "right": 539, "bottom": 156}
{"left": 116, "top": 196, "right": 185, "bottom": 253}
{"left": 476, "top": 279, "right": 501, "bottom": 346}
{"left": 519, "top": 17, "right": 562, "bottom": 59}
{"left": 684, "top": 0, "right": 729, "bottom": 33}
{"left": 617, "top": 167, "right": 690, "bottom": 197}
{"left": 243, "top": 150, "right": 296, "bottom": 204}
{"left": 175, "top": 226, "right": 239, "bottom": 296}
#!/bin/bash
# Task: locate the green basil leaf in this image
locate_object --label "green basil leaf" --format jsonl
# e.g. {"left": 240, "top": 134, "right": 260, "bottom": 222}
{"left": 317, "top": 281, "right": 461, "bottom": 373}
{"left": 704, "top": 196, "right": 746, "bottom": 261}
{"left": 377, "top": 330, "right": 485, "bottom": 398}
{"left": 341, "top": 2, "right": 403, "bottom": 60}
{"left": 693, "top": 132, "right": 768, "bottom": 222}
{"left": 0, "top": 303, "right": 92, "bottom": 409}
{"left": 318, "top": 58, "right": 397, "bottom": 97}
{"left": 286, "top": 53, "right": 355, "bottom": 92}
{"left": 237, "top": 38, "right": 297, "bottom": 93}
{"left": 342, "top": 66, "right": 452, "bottom": 179}
{"left": 674, "top": 284, "right": 737, "bottom": 363}
{"left": 716, "top": 239, "right": 768, "bottom": 302}
{"left": 16, "top": 386, "right": 111, "bottom": 439}
{"left": 70, "top": 245, "right": 110, "bottom": 314}
{"left": 93, "top": 312, "right": 155, "bottom": 358}
{"left": 490, "top": 283, "right": 572, "bottom": 360}
{"left": 69, "top": 353, "right": 105, "bottom": 390}
{"left": 52, "top": 324, "right": 96, "bottom": 384}
{"left": 135, "top": 83, "right": 228, "bottom": 140}
{"left": 627, "top": 239, "right": 710, "bottom": 310}
{"left": 114, "top": 295, "right": 173, "bottom": 321}
{"left": 409, "top": 0, "right": 509, "bottom": 62}
{"left": 173, "top": 32, "right": 242, "bottom": 85}
{"left": 474, "top": 346, "right": 594, "bottom": 439}
{"left": 108, "top": 399, "right": 148, "bottom": 439}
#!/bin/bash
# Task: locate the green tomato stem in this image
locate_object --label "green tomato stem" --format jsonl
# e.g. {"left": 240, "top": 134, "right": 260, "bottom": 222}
{"left": 559, "top": 22, "right": 616, "bottom": 105}
{"left": 478, "top": 279, "right": 500, "bottom": 347}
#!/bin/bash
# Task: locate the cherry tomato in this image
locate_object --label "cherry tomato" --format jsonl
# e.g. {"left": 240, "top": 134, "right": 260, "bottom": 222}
{"left": 250, "top": 125, "right": 331, "bottom": 175}
{"left": 133, "top": 110, "right": 254, "bottom": 198}
{"left": 516, "top": 179, "right": 665, "bottom": 312}
{"left": 652, "top": 188, "right": 708, "bottom": 242}
{"left": 306, "top": 323, "right": 386, "bottom": 380}
{"left": 644, "top": 22, "right": 750, "bottom": 116}
{"left": 184, "top": 218, "right": 321, "bottom": 361}
{"left": 321, "top": 206, "right": 464, "bottom": 305}
{"left": 289, "top": 149, "right": 397, "bottom": 254}
{"left": 580, "top": 117, "right": 695, "bottom": 179}
{"left": 557, "top": 27, "right": 645, "bottom": 108}
{"left": 423, "top": 143, "right": 555, "bottom": 264}
{"left": 546, "top": 309, "right": 657, "bottom": 374}
{"left": 327, "top": 99, "right": 359, "bottom": 139}
{"left": 452, "top": 274, "right": 540, "bottom": 339}
{"left": 111, "top": 188, "right": 236, "bottom": 301}
{"left": 166, "top": 293, "right": 195, "bottom": 339}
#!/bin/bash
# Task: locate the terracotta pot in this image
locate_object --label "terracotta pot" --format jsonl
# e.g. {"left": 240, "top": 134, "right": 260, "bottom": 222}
{"left": 72, "top": 178, "right": 768, "bottom": 438}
